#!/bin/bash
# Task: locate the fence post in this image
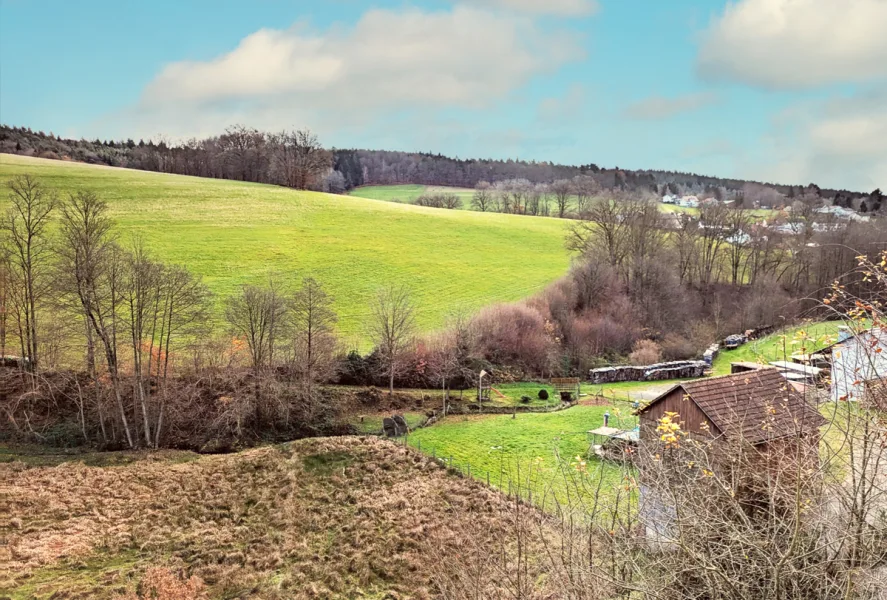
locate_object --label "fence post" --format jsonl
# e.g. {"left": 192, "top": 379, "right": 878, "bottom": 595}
{"left": 467, "top": 464, "right": 471, "bottom": 479}
{"left": 417, "top": 440, "right": 421, "bottom": 453}
{"left": 487, "top": 471, "right": 490, "bottom": 486}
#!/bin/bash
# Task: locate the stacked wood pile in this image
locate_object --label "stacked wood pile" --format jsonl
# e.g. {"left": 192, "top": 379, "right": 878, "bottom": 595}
{"left": 589, "top": 360, "right": 707, "bottom": 384}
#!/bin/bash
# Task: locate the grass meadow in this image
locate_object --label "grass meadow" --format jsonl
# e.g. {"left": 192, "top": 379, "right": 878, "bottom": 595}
{"left": 711, "top": 320, "right": 848, "bottom": 375}
{"left": 348, "top": 184, "right": 475, "bottom": 206}
{"left": 407, "top": 404, "right": 638, "bottom": 508}
{"left": 2, "top": 436, "right": 559, "bottom": 598}
{"left": 351, "top": 184, "right": 782, "bottom": 221}
{"left": 0, "top": 155, "right": 571, "bottom": 346}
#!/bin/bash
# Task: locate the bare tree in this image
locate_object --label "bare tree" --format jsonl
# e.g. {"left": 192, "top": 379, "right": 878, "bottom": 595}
{"left": 526, "top": 183, "right": 545, "bottom": 216}
{"left": 1, "top": 175, "right": 56, "bottom": 369}
{"left": 508, "top": 179, "right": 531, "bottom": 214}
{"left": 0, "top": 249, "right": 9, "bottom": 360}
{"left": 151, "top": 264, "right": 210, "bottom": 447}
{"left": 725, "top": 207, "right": 753, "bottom": 285}
{"left": 369, "top": 284, "right": 417, "bottom": 395}
{"left": 290, "top": 277, "right": 338, "bottom": 391}
{"left": 550, "top": 179, "right": 573, "bottom": 218}
{"left": 492, "top": 180, "right": 510, "bottom": 213}
{"left": 696, "top": 202, "right": 730, "bottom": 294}
{"left": 671, "top": 212, "right": 699, "bottom": 285}
{"left": 269, "top": 129, "right": 332, "bottom": 190}
{"left": 218, "top": 124, "right": 267, "bottom": 182}
{"left": 225, "top": 280, "right": 290, "bottom": 373}
{"left": 572, "top": 174, "right": 601, "bottom": 216}
{"left": 225, "top": 280, "right": 291, "bottom": 425}
{"left": 471, "top": 181, "right": 492, "bottom": 212}
{"left": 428, "top": 311, "right": 475, "bottom": 413}
{"left": 57, "top": 191, "right": 134, "bottom": 448}
{"left": 121, "top": 239, "right": 164, "bottom": 446}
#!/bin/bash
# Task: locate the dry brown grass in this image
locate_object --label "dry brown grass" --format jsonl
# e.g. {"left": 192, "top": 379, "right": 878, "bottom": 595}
{"left": 0, "top": 436, "right": 563, "bottom": 599}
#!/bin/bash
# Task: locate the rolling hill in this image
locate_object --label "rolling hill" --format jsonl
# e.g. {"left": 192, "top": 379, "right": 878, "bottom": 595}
{"left": 0, "top": 154, "right": 571, "bottom": 346}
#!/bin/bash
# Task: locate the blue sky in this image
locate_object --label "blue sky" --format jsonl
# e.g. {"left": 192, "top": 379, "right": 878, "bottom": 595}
{"left": 1, "top": 0, "right": 885, "bottom": 191}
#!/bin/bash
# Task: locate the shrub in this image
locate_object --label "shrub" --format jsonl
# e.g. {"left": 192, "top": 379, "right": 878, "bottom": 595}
{"left": 538, "top": 389, "right": 549, "bottom": 400}
{"left": 414, "top": 193, "right": 462, "bottom": 209}
{"left": 520, "top": 395, "right": 532, "bottom": 404}
{"left": 629, "top": 339, "right": 662, "bottom": 366}
{"left": 473, "top": 303, "right": 553, "bottom": 374}
{"left": 660, "top": 333, "right": 697, "bottom": 361}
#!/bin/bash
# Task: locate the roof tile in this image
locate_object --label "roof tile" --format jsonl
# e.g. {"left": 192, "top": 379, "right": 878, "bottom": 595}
{"left": 643, "top": 369, "right": 825, "bottom": 444}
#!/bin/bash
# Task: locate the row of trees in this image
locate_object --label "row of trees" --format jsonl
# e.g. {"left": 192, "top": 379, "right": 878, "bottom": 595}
{"left": 470, "top": 175, "right": 604, "bottom": 217}
{"left": 4, "top": 125, "right": 881, "bottom": 207}
{"left": 441, "top": 194, "right": 887, "bottom": 375}
{"left": 0, "top": 125, "right": 334, "bottom": 191}
{"left": 0, "top": 175, "right": 427, "bottom": 448}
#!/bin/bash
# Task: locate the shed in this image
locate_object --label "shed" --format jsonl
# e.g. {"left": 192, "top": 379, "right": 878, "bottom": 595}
{"left": 730, "top": 361, "right": 771, "bottom": 374}
{"left": 550, "top": 377, "right": 581, "bottom": 401}
{"left": 637, "top": 369, "right": 824, "bottom": 446}
{"left": 636, "top": 369, "right": 825, "bottom": 544}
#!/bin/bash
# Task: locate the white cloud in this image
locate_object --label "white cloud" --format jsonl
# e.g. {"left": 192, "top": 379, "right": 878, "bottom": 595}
{"left": 623, "top": 92, "right": 719, "bottom": 120}
{"left": 459, "top": 0, "right": 598, "bottom": 16}
{"left": 750, "top": 88, "right": 887, "bottom": 191}
{"left": 125, "top": 6, "right": 583, "bottom": 138}
{"left": 698, "top": 0, "right": 887, "bottom": 88}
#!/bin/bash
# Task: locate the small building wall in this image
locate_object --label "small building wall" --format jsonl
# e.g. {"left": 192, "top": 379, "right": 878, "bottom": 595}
{"left": 831, "top": 333, "right": 887, "bottom": 401}
{"left": 638, "top": 387, "right": 720, "bottom": 441}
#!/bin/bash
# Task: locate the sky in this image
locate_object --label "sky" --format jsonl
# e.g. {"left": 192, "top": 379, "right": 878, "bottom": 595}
{"left": 1, "top": 0, "right": 885, "bottom": 192}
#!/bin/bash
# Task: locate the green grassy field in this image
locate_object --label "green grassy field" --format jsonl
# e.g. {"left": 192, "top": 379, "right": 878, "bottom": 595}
{"left": 0, "top": 155, "right": 571, "bottom": 345}
{"left": 407, "top": 404, "right": 636, "bottom": 508}
{"left": 348, "top": 184, "right": 475, "bottom": 206}
{"left": 712, "top": 320, "right": 848, "bottom": 375}
{"left": 351, "top": 185, "right": 780, "bottom": 221}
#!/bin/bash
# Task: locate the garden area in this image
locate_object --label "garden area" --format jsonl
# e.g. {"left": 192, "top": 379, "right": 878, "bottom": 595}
{"left": 405, "top": 404, "right": 639, "bottom": 509}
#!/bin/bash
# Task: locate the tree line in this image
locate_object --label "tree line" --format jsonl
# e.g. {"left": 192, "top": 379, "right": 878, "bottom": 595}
{"left": 3, "top": 124, "right": 881, "bottom": 210}
{"left": 442, "top": 192, "right": 887, "bottom": 376}
{"left": 0, "top": 175, "right": 429, "bottom": 449}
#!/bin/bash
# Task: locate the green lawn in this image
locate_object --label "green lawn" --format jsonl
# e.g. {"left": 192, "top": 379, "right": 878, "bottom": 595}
{"left": 348, "top": 184, "right": 475, "bottom": 207}
{"left": 407, "top": 405, "right": 636, "bottom": 510}
{"left": 712, "top": 320, "right": 848, "bottom": 375}
{"left": 0, "top": 155, "right": 570, "bottom": 346}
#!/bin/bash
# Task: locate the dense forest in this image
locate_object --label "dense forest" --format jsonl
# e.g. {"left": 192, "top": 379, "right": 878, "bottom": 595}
{"left": 1, "top": 124, "right": 879, "bottom": 209}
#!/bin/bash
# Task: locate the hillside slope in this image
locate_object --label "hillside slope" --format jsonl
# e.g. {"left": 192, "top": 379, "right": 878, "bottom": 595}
{"left": 1, "top": 437, "right": 556, "bottom": 598}
{"left": 0, "top": 154, "right": 570, "bottom": 344}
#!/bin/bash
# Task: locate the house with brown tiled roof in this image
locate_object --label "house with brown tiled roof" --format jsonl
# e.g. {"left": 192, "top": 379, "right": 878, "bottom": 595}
{"left": 636, "top": 369, "right": 826, "bottom": 543}
{"left": 637, "top": 368, "right": 825, "bottom": 447}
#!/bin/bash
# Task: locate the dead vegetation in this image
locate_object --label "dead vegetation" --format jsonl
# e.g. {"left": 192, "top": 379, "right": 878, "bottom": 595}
{"left": 0, "top": 436, "right": 567, "bottom": 599}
